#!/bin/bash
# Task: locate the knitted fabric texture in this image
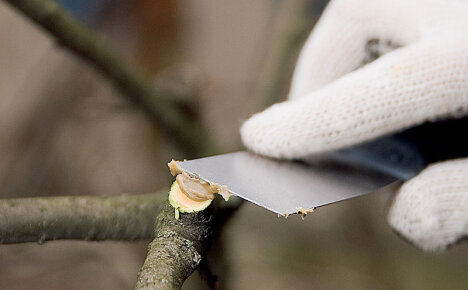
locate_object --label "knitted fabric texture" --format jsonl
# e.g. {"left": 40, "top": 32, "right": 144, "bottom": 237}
{"left": 389, "top": 159, "right": 468, "bottom": 251}
{"left": 241, "top": 0, "right": 468, "bottom": 251}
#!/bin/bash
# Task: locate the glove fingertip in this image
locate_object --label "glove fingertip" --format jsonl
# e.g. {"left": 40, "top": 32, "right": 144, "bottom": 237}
{"left": 387, "top": 186, "right": 443, "bottom": 252}
{"left": 240, "top": 112, "right": 283, "bottom": 158}
{"left": 240, "top": 102, "right": 308, "bottom": 159}
{"left": 388, "top": 160, "right": 468, "bottom": 252}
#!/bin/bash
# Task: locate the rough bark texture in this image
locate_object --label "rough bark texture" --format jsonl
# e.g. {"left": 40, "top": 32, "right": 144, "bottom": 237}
{"left": 2, "top": 0, "right": 210, "bottom": 155}
{"left": 135, "top": 201, "right": 214, "bottom": 290}
{"left": 0, "top": 192, "right": 165, "bottom": 244}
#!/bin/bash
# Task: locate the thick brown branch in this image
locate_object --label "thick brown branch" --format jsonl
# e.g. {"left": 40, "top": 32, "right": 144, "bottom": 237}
{"left": 135, "top": 201, "right": 214, "bottom": 290}
{"left": 135, "top": 197, "right": 243, "bottom": 290}
{"left": 0, "top": 192, "right": 166, "bottom": 244}
{"left": 2, "top": 0, "right": 210, "bottom": 155}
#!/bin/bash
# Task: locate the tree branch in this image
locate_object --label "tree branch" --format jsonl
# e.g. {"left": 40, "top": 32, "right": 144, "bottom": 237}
{"left": 135, "top": 201, "right": 214, "bottom": 290}
{"left": 135, "top": 198, "right": 243, "bottom": 290}
{"left": 2, "top": 0, "right": 211, "bottom": 155}
{"left": 0, "top": 192, "right": 166, "bottom": 244}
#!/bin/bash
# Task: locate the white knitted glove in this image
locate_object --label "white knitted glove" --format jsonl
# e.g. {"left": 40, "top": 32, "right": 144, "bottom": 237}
{"left": 241, "top": 0, "right": 468, "bottom": 251}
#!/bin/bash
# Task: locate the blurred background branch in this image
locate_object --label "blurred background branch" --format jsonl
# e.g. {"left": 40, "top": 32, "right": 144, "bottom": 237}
{"left": 3, "top": 0, "right": 211, "bottom": 155}
{"left": 254, "top": 0, "right": 327, "bottom": 108}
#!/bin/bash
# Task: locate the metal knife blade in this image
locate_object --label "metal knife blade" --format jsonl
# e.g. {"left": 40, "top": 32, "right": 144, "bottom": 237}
{"left": 176, "top": 151, "right": 399, "bottom": 216}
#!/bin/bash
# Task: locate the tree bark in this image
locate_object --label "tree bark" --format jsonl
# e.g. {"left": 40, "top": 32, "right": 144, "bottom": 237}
{"left": 135, "top": 197, "right": 243, "bottom": 290}
{"left": 135, "top": 201, "right": 214, "bottom": 290}
{"left": 0, "top": 192, "right": 166, "bottom": 244}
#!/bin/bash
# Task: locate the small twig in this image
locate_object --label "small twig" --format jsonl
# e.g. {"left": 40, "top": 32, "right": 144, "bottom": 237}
{"left": 2, "top": 0, "right": 211, "bottom": 155}
{"left": 0, "top": 192, "right": 166, "bottom": 244}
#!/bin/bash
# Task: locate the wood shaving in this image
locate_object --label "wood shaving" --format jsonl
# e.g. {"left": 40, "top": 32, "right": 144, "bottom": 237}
{"left": 168, "top": 160, "right": 182, "bottom": 176}
{"left": 209, "top": 183, "right": 231, "bottom": 201}
{"left": 176, "top": 174, "right": 214, "bottom": 201}
{"left": 296, "top": 207, "right": 315, "bottom": 220}
{"left": 168, "top": 159, "right": 231, "bottom": 202}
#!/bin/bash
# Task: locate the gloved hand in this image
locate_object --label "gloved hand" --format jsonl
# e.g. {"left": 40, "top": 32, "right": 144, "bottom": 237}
{"left": 241, "top": 0, "right": 468, "bottom": 251}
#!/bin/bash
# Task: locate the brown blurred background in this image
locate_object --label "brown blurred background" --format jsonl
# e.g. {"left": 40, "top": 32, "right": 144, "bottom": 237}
{"left": 0, "top": 1, "right": 467, "bottom": 289}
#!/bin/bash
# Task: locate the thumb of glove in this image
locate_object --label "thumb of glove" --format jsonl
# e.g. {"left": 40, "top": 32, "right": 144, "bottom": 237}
{"left": 388, "top": 158, "right": 468, "bottom": 251}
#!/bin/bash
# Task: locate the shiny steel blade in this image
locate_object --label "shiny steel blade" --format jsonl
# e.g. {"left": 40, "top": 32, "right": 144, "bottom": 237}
{"left": 176, "top": 151, "right": 399, "bottom": 216}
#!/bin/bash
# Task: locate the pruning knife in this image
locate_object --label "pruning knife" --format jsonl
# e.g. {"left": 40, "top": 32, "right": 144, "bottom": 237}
{"left": 175, "top": 117, "right": 468, "bottom": 216}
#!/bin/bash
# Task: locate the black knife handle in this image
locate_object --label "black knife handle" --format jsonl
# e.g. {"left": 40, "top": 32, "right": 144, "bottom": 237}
{"left": 334, "top": 116, "right": 468, "bottom": 180}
